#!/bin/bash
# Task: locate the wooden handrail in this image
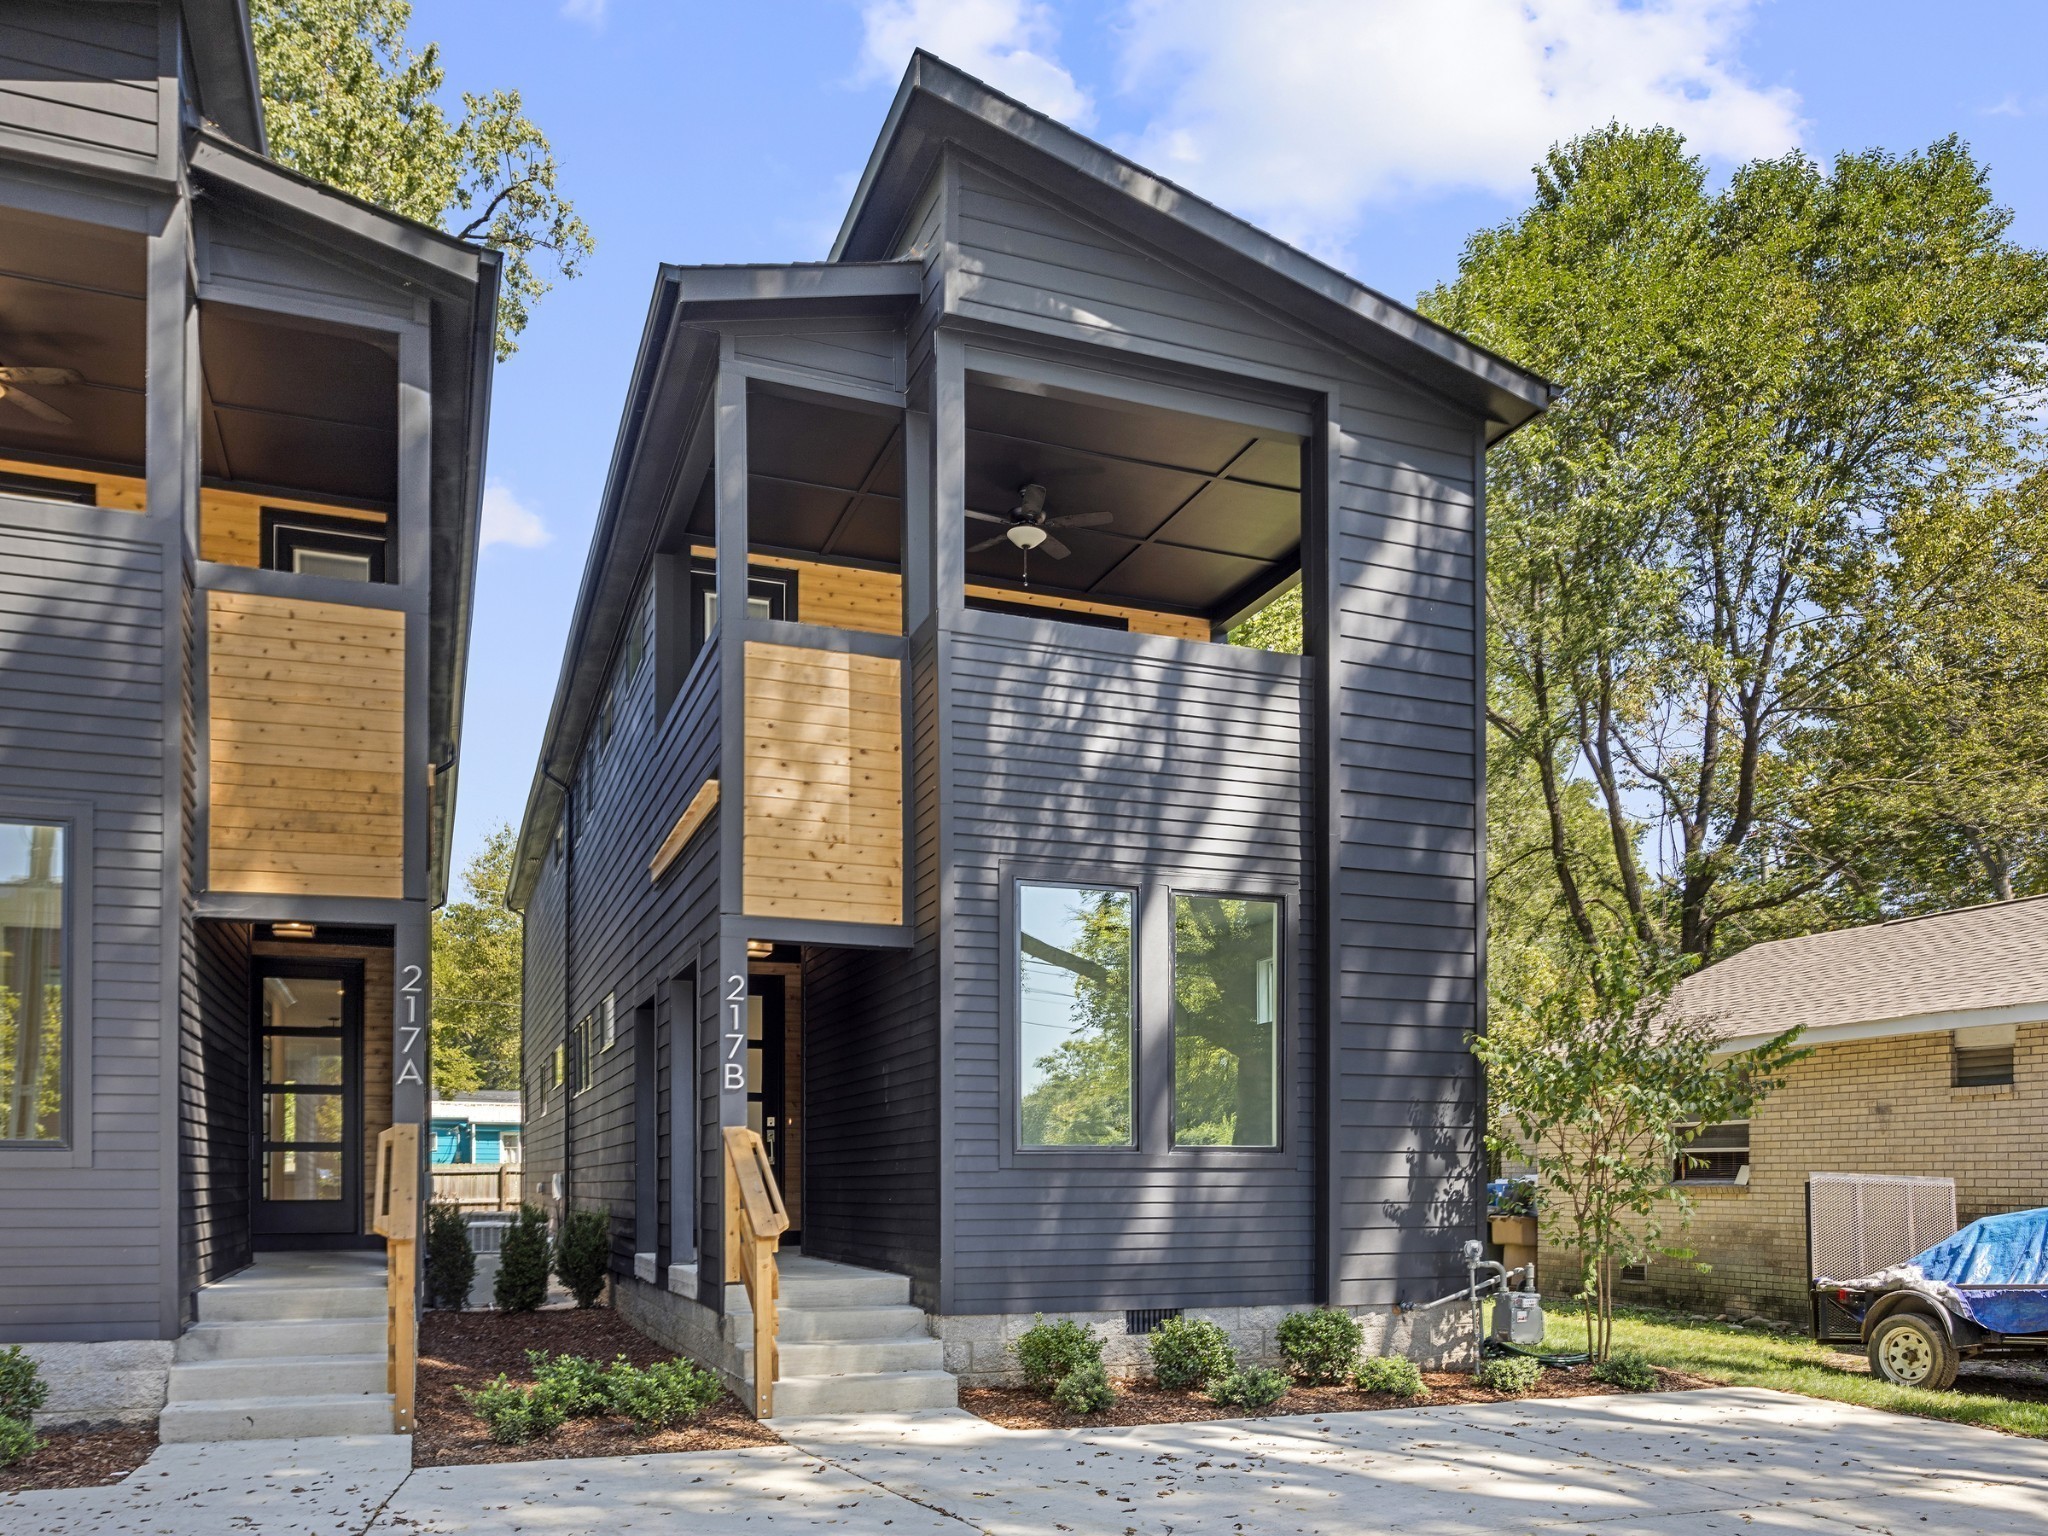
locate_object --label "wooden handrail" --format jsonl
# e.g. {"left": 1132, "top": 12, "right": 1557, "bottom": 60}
{"left": 371, "top": 1123, "right": 421, "bottom": 1434}
{"left": 723, "top": 1125, "right": 790, "bottom": 1417}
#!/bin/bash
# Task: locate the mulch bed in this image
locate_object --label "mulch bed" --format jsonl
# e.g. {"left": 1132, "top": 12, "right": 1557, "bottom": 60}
{"left": 964, "top": 1365, "right": 1712, "bottom": 1430}
{"left": 0, "top": 1426, "right": 158, "bottom": 1493}
{"left": 414, "top": 1307, "right": 780, "bottom": 1467}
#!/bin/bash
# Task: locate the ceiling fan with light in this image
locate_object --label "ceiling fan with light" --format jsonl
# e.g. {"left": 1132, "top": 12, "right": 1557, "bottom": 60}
{"left": 0, "top": 366, "right": 82, "bottom": 426}
{"left": 966, "top": 482, "right": 1110, "bottom": 584}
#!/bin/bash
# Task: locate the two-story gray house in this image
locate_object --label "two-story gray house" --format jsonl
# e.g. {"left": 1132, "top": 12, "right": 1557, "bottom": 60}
{"left": 0, "top": 3, "right": 496, "bottom": 1438}
{"left": 508, "top": 52, "right": 1549, "bottom": 1416}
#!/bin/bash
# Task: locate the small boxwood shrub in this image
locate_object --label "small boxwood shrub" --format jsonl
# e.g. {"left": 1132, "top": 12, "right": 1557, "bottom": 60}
{"left": 1015, "top": 1316, "right": 1102, "bottom": 1393}
{"left": 1051, "top": 1360, "right": 1116, "bottom": 1415}
{"left": 526, "top": 1350, "right": 615, "bottom": 1417}
{"left": 1148, "top": 1317, "right": 1235, "bottom": 1392}
{"left": 459, "top": 1374, "right": 567, "bottom": 1444}
{"left": 605, "top": 1357, "right": 722, "bottom": 1433}
{"left": 1591, "top": 1349, "right": 1658, "bottom": 1392}
{"left": 0, "top": 1415, "right": 38, "bottom": 1470}
{"left": 424, "top": 1204, "right": 476, "bottom": 1311}
{"left": 1208, "top": 1365, "right": 1290, "bottom": 1411}
{"left": 494, "top": 1203, "right": 551, "bottom": 1313}
{"left": 1475, "top": 1353, "right": 1544, "bottom": 1395}
{"left": 1276, "top": 1308, "right": 1364, "bottom": 1385}
{"left": 552, "top": 1207, "right": 612, "bottom": 1309}
{"left": 0, "top": 1346, "right": 48, "bottom": 1423}
{"left": 1353, "top": 1354, "right": 1426, "bottom": 1398}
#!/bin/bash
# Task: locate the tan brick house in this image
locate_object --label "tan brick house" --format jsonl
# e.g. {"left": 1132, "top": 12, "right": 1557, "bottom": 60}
{"left": 1542, "top": 898, "right": 2048, "bottom": 1322}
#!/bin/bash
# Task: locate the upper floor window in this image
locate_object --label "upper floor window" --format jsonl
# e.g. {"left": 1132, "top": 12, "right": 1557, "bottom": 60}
{"left": 1954, "top": 1025, "right": 2016, "bottom": 1087}
{"left": 1172, "top": 894, "right": 1280, "bottom": 1147}
{"left": 1, "top": 821, "right": 67, "bottom": 1144}
{"left": 1017, "top": 882, "right": 1134, "bottom": 1149}
{"left": 264, "top": 510, "right": 387, "bottom": 582}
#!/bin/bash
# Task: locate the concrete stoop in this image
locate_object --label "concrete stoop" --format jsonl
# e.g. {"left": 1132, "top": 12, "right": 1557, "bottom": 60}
{"left": 731, "top": 1255, "right": 957, "bottom": 1419}
{"left": 160, "top": 1251, "right": 394, "bottom": 1442}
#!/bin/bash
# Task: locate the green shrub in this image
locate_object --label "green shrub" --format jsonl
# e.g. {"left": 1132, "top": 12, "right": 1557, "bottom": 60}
{"left": 525, "top": 1350, "right": 615, "bottom": 1417}
{"left": 0, "top": 1415, "right": 38, "bottom": 1470}
{"left": 1353, "top": 1354, "right": 1426, "bottom": 1398}
{"left": 424, "top": 1205, "right": 477, "bottom": 1311}
{"left": 1475, "top": 1353, "right": 1544, "bottom": 1394}
{"left": 605, "top": 1357, "right": 722, "bottom": 1433}
{"left": 1207, "top": 1366, "right": 1290, "bottom": 1411}
{"left": 1276, "top": 1308, "right": 1364, "bottom": 1385}
{"left": 1148, "top": 1316, "right": 1235, "bottom": 1392}
{"left": 1050, "top": 1361, "right": 1116, "bottom": 1415}
{"left": 494, "top": 1203, "right": 551, "bottom": 1313}
{"left": 552, "top": 1207, "right": 612, "bottom": 1309}
{"left": 1014, "top": 1316, "right": 1102, "bottom": 1393}
{"left": 0, "top": 1346, "right": 48, "bottom": 1423}
{"left": 458, "top": 1374, "right": 566, "bottom": 1444}
{"left": 1591, "top": 1349, "right": 1658, "bottom": 1392}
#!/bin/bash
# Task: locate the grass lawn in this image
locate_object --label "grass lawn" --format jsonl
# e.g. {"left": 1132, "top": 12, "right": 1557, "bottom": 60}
{"left": 1518, "top": 1300, "right": 2048, "bottom": 1438}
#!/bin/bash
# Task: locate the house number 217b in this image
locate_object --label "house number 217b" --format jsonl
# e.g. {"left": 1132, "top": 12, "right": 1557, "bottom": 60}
{"left": 724, "top": 974, "right": 746, "bottom": 1091}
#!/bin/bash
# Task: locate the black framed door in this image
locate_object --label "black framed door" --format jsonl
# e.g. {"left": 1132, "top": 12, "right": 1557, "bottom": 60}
{"left": 746, "top": 974, "right": 794, "bottom": 1240}
{"left": 250, "top": 959, "right": 363, "bottom": 1237}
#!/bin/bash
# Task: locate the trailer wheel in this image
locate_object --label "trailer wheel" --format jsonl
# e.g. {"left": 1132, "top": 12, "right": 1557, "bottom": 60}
{"left": 1868, "top": 1312, "right": 1959, "bottom": 1391}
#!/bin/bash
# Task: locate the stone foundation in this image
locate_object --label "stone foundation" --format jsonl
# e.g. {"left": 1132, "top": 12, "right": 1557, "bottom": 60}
{"left": 934, "top": 1303, "right": 1474, "bottom": 1388}
{"left": 18, "top": 1340, "right": 173, "bottom": 1429}
{"left": 612, "top": 1266, "right": 750, "bottom": 1402}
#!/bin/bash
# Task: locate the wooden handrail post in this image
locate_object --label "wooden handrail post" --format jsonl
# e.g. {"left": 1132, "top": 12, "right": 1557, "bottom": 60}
{"left": 372, "top": 1123, "right": 421, "bottom": 1434}
{"left": 722, "top": 1126, "right": 789, "bottom": 1417}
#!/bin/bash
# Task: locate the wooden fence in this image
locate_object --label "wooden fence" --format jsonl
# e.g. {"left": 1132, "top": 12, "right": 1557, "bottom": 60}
{"left": 430, "top": 1162, "right": 523, "bottom": 1210}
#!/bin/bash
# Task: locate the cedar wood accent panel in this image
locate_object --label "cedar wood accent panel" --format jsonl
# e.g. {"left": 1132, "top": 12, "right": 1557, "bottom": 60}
{"left": 0, "top": 456, "right": 146, "bottom": 512}
{"left": 743, "top": 640, "right": 903, "bottom": 926}
{"left": 0, "top": 517, "right": 168, "bottom": 1342}
{"left": 205, "top": 588, "right": 405, "bottom": 898}
{"left": 0, "top": 3, "right": 161, "bottom": 181}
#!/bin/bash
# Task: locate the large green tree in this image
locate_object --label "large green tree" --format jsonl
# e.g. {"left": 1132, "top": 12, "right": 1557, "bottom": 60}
{"left": 1424, "top": 128, "right": 2048, "bottom": 961}
{"left": 431, "top": 824, "right": 522, "bottom": 1095}
{"left": 250, "top": 0, "right": 593, "bottom": 357}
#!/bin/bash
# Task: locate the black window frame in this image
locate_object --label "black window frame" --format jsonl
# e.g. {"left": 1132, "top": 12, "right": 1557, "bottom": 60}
{"left": 1011, "top": 876, "right": 1141, "bottom": 1154}
{"left": 262, "top": 507, "right": 392, "bottom": 584}
{"left": 1167, "top": 888, "right": 1285, "bottom": 1151}
{"left": 0, "top": 467, "right": 96, "bottom": 506}
{"left": 687, "top": 560, "right": 797, "bottom": 655}
{"left": 0, "top": 802, "right": 89, "bottom": 1161}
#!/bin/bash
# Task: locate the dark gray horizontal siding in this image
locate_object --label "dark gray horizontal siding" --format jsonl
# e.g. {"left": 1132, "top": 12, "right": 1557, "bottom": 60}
{"left": 519, "top": 837, "right": 567, "bottom": 1198}
{"left": 0, "top": 517, "right": 169, "bottom": 1343}
{"left": 0, "top": 3, "right": 160, "bottom": 175}
{"left": 1327, "top": 378, "right": 1485, "bottom": 1309}
{"left": 945, "top": 619, "right": 1314, "bottom": 1313}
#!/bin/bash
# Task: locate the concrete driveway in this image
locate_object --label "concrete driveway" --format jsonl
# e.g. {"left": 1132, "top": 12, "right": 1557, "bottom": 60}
{"left": 5, "top": 1388, "right": 2044, "bottom": 1535}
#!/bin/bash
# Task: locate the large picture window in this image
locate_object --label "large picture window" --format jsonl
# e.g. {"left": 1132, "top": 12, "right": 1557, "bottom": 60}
{"left": 1172, "top": 894, "right": 1280, "bottom": 1147}
{"left": 0, "top": 821, "right": 66, "bottom": 1143}
{"left": 1017, "top": 883, "right": 1133, "bottom": 1148}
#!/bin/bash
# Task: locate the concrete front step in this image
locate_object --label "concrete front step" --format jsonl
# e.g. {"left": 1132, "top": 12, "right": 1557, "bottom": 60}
{"left": 168, "top": 1353, "right": 388, "bottom": 1402}
{"left": 777, "top": 1303, "right": 928, "bottom": 1343}
{"left": 196, "top": 1283, "right": 385, "bottom": 1323}
{"left": 777, "top": 1336, "right": 944, "bottom": 1377}
{"left": 774, "top": 1268, "right": 911, "bottom": 1310}
{"left": 158, "top": 1392, "right": 396, "bottom": 1443}
{"left": 769, "top": 1369, "right": 958, "bottom": 1418}
{"left": 175, "top": 1317, "right": 387, "bottom": 1362}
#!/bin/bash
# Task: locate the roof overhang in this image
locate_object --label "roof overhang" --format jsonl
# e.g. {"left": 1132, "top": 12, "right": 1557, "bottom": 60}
{"left": 181, "top": 0, "right": 268, "bottom": 153}
{"left": 189, "top": 129, "right": 500, "bottom": 905}
{"left": 833, "top": 53, "right": 1555, "bottom": 441}
{"left": 1712, "top": 999, "right": 2048, "bottom": 1057}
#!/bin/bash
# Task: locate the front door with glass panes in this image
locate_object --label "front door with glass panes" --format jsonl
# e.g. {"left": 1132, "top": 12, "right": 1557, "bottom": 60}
{"left": 251, "top": 960, "right": 363, "bottom": 1236}
{"left": 745, "top": 975, "right": 794, "bottom": 1239}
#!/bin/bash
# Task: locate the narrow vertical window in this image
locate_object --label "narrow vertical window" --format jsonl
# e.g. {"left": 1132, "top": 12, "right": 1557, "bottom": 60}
{"left": 0, "top": 822, "right": 66, "bottom": 1143}
{"left": 1017, "top": 883, "right": 1133, "bottom": 1148}
{"left": 1172, "top": 894, "right": 1280, "bottom": 1147}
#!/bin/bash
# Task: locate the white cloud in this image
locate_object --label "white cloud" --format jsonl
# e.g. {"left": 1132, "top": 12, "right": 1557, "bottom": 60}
{"left": 1117, "top": 0, "right": 1802, "bottom": 251}
{"left": 858, "top": 0, "right": 1093, "bottom": 127}
{"left": 561, "top": 0, "right": 607, "bottom": 26}
{"left": 480, "top": 483, "right": 550, "bottom": 551}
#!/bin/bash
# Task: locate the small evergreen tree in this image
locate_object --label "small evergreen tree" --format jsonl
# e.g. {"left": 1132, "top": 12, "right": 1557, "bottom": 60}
{"left": 423, "top": 1204, "right": 477, "bottom": 1310}
{"left": 494, "top": 1202, "right": 551, "bottom": 1312}
{"left": 551, "top": 1206, "right": 611, "bottom": 1309}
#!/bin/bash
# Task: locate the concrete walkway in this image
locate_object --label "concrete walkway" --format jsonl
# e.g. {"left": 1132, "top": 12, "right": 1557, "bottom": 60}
{"left": 5, "top": 1388, "right": 2045, "bottom": 1535}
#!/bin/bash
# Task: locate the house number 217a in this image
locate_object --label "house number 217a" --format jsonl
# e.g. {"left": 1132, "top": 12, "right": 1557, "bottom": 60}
{"left": 724, "top": 974, "right": 747, "bottom": 1091}
{"left": 397, "top": 963, "right": 425, "bottom": 1086}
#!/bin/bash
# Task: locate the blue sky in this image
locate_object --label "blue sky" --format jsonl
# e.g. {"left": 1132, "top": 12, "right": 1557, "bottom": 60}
{"left": 411, "top": 0, "right": 2048, "bottom": 888}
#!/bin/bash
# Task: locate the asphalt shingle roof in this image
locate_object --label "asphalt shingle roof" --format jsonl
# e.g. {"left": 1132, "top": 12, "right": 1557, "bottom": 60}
{"left": 1676, "top": 896, "right": 2048, "bottom": 1042}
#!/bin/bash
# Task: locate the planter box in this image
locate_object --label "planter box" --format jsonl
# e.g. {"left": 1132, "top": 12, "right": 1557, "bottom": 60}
{"left": 1490, "top": 1215, "right": 1538, "bottom": 1247}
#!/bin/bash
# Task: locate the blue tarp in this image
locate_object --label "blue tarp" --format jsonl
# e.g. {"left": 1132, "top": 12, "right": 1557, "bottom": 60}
{"left": 1911, "top": 1208, "right": 2048, "bottom": 1336}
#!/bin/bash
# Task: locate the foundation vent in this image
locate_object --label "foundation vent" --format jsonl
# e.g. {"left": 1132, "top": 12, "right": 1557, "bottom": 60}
{"left": 1125, "top": 1307, "right": 1182, "bottom": 1335}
